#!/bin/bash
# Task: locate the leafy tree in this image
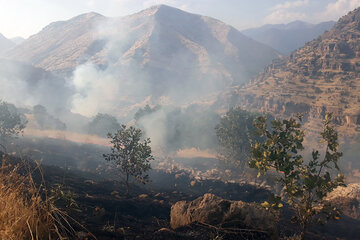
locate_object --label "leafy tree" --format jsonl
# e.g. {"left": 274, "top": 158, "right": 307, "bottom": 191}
{"left": 134, "top": 104, "right": 160, "bottom": 121}
{"left": 249, "top": 113, "right": 345, "bottom": 239}
{"left": 33, "top": 105, "right": 66, "bottom": 130}
{"left": 0, "top": 101, "right": 27, "bottom": 151}
{"left": 215, "top": 108, "right": 261, "bottom": 172}
{"left": 88, "top": 113, "right": 120, "bottom": 137}
{"left": 103, "top": 125, "right": 153, "bottom": 195}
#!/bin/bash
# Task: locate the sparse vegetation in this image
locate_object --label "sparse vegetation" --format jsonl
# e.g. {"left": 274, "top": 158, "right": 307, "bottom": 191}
{"left": 0, "top": 100, "right": 27, "bottom": 150}
{"left": 314, "top": 86, "right": 322, "bottom": 94}
{"left": 33, "top": 105, "right": 66, "bottom": 130}
{"left": 0, "top": 156, "right": 77, "bottom": 239}
{"left": 103, "top": 125, "right": 154, "bottom": 195}
{"left": 250, "top": 113, "right": 346, "bottom": 239}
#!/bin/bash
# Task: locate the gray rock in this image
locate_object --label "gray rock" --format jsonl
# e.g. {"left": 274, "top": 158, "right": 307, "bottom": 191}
{"left": 170, "top": 193, "right": 277, "bottom": 238}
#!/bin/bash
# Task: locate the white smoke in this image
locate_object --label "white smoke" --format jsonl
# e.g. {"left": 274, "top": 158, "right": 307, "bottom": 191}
{"left": 71, "top": 63, "right": 121, "bottom": 117}
{"left": 0, "top": 60, "right": 71, "bottom": 111}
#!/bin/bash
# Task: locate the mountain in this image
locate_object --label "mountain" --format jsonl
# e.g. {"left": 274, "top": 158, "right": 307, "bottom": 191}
{"left": 242, "top": 21, "right": 335, "bottom": 55}
{"left": 10, "top": 37, "right": 25, "bottom": 45}
{"left": 6, "top": 5, "right": 280, "bottom": 109}
{"left": 219, "top": 7, "right": 360, "bottom": 135}
{"left": 6, "top": 12, "right": 106, "bottom": 75}
{"left": 0, "top": 33, "right": 15, "bottom": 54}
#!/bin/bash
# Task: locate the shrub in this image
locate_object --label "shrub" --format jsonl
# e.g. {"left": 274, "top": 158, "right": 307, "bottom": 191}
{"left": 103, "top": 125, "right": 154, "bottom": 195}
{"left": 250, "top": 113, "right": 345, "bottom": 239}
{"left": 0, "top": 155, "right": 76, "bottom": 239}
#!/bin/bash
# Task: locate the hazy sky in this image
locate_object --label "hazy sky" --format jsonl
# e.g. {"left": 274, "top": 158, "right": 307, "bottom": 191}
{"left": 0, "top": 0, "right": 359, "bottom": 38}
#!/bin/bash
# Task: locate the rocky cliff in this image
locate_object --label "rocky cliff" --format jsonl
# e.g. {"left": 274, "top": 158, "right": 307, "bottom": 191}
{"left": 219, "top": 7, "right": 360, "bottom": 135}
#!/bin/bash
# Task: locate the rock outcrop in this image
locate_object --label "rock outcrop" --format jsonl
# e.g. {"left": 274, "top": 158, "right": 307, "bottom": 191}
{"left": 326, "top": 183, "right": 360, "bottom": 220}
{"left": 170, "top": 193, "right": 276, "bottom": 238}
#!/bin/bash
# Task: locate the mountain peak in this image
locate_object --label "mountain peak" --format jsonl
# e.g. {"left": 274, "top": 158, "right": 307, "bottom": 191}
{"left": 150, "top": 4, "right": 177, "bottom": 10}
{"left": 130, "top": 4, "right": 191, "bottom": 19}
{"left": 0, "top": 33, "right": 16, "bottom": 54}
{"left": 286, "top": 20, "right": 312, "bottom": 29}
{"left": 70, "top": 12, "right": 105, "bottom": 21}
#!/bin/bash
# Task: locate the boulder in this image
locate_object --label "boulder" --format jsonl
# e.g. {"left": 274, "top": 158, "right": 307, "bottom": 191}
{"left": 170, "top": 193, "right": 276, "bottom": 238}
{"left": 326, "top": 183, "right": 360, "bottom": 220}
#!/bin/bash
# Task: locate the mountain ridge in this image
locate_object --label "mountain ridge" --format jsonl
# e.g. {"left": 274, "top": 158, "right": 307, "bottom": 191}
{"left": 6, "top": 5, "right": 280, "bottom": 80}
{"left": 0, "top": 33, "right": 16, "bottom": 54}
{"left": 5, "top": 5, "right": 281, "bottom": 116}
{"left": 219, "top": 7, "right": 360, "bottom": 135}
{"left": 242, "top": 20, "right": 336, "bottom": 55}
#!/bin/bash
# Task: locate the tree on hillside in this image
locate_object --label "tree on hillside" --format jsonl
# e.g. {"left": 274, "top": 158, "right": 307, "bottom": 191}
{"left": 33, "top": 105, "right": 66, "bottom": 130}
{"left": 249, "top": 113, "right": 345, "bottom": 239}
{"left": 0, "top": 101, "right": 27, "bottom": 152}
{"left": 215, "top": 108, "right": 262, "bottom": 172}
{"left": 103, "top": 125, "right": 154, "bottom": 195}
{"left": 134, "top": 104, "right": 160, "bottom": 121}
{"left": 88, "top": 113, "right": 120, "bottom": 137}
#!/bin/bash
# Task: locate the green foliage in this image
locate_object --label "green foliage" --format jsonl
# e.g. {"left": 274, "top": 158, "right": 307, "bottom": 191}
{"left": 0, "top": 101, "right": 27, "bottom": 149}
{"left": 134, "top": 104, "right": 160, "bottom": 121}
{"left": 249, "top": 113, "right": 345, "bottom": 239}
{"left": 33, "top": 105, "right": 66, "bottom": 130}
{"left": 50, "top": 184, "right": 79, "bottom": 210}
{"left": 103, "top": 125, "right": 154, "bottom": 194}
{"left": 215, "top": 108, "right": 262, "bottom": 172}
{"left": 88, "top": 113, "right": 120, "bottom": 137}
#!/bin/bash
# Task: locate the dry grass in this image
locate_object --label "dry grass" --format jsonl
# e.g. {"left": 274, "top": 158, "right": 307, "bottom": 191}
{"left": 0, "top": 154, "right": 77, "bottom": 240}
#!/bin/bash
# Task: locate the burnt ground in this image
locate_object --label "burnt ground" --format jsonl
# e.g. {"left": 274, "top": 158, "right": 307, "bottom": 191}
{"left": 2, "top": 152, "right": 360, "bottom": 240}
{"left": 42, "top": 166, "right": 271, "bottom": 240}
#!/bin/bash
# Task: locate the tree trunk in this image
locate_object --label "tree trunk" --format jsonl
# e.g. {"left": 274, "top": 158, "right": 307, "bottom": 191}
{"left": 300, "top": 222, "right": 307, "bottom": 240}
{"left": 125, "top": 173, "right": 130, "bottom": 196}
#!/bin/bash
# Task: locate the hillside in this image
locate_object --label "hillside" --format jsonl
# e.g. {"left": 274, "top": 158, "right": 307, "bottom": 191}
{"left": 242, "top": 21, "right": 335, "bottom": 55}
{"left": 218, "top": 7, "right": 360, "bottom": 135}
{"left": 6, "top": 5, "right": 280, "bottom": 97}
{"left": 10, "top": 37, "right": 25, "bottom": 45}
{"left": 5, "top": 12, "right": 106, "bottom": 75}
{"left": 0, "top": 33, "right": 15, "bottom": 54}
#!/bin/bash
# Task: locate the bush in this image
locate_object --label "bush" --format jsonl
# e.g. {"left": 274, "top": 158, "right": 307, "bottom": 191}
{"left": 88, "top": 113, "right": 120, "bottom": 137}
{"left": 250, "top": 113, "right": 345, "bottom": 239}
{"left": 33, "top": 105, "right": 66, "bottom": 130}
{"left": 103, "top": 125, "right": 154, "bottom": 195}
{"left": 0, "top": 101, "right": 27, "bottom": 150}
{"left": 0, "top": 155, "right": 76, "bottom": 239}
{"left": 215, "top": 108, "right": 262, "bottom": 172}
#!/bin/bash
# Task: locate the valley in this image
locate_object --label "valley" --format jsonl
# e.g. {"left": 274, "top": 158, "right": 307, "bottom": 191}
{"left": 0, "top": 2, "right": 360, "bottom": 240}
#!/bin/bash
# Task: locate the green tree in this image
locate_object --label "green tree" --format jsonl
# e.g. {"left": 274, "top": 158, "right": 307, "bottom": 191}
{"left": 134, "top": 104, "right": 160, "bottom": 121}
{"left": 33, "top": 105, "right": 66, "bottom": 130}
{"left": 88, "top": 113, "right": 120, "bottom": 137}
{"left": 215, "top": 108, "right": 261, "bottom": 172}
{"left": 0, "top": 101, "right": 27, "bottom": 151}
{"left": 249, "top": 113, "right": 345, "bottom": 239}
{"left": 103, "top": 125, "right": 153, "bottom": 195}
